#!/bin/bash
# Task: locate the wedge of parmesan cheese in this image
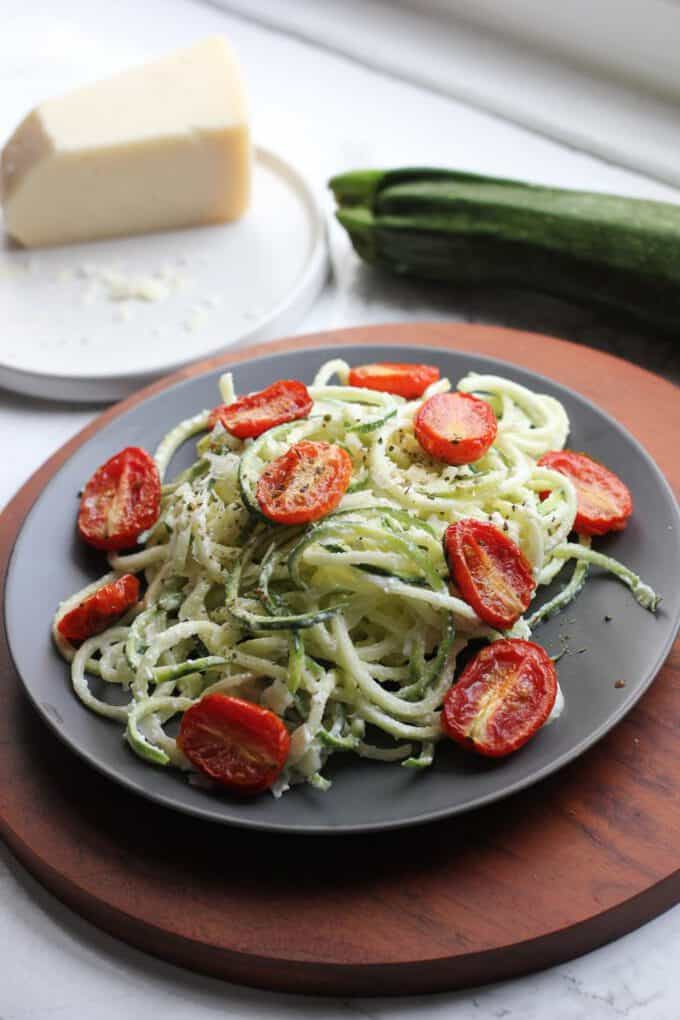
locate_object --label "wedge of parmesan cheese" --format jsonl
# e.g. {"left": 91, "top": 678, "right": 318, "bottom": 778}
{"left": 1, "top": 37, "right": 251, "bottom": 248}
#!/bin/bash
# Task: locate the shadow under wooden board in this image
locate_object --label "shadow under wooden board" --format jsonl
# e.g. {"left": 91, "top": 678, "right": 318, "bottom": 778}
{"left": 0, "top": 323, "right": 678, "bottom": 996}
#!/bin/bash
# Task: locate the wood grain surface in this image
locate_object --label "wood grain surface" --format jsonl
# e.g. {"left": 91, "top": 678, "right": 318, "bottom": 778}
{"left": 1, "top": 323, "right": 678, "bottom": 996}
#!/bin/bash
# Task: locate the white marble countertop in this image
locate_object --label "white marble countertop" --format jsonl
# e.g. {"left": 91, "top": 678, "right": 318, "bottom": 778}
{"left": 1, "top": 1, "right": 679, "bottom": 1017}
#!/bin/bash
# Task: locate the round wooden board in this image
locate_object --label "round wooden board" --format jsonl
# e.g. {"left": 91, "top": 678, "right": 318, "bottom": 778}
{"left": 1, "top": 324, "right": 678, "bottom": 996}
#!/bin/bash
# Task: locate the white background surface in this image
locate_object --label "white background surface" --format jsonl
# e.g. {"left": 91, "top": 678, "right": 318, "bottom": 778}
{"left": 1, "top": 1, "right": 679, "bottom": 1017}
{"left": 217, "top": 0, "right": 680, "bottom": 187}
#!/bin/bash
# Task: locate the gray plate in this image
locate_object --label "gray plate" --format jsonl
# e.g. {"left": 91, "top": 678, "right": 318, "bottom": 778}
{"left": 5, "top": 345, "right": 680, "bottom": 834}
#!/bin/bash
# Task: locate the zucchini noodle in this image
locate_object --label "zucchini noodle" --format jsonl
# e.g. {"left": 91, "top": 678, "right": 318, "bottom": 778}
{"left": 53, "top": 360, "right": 659, "bottom": 795}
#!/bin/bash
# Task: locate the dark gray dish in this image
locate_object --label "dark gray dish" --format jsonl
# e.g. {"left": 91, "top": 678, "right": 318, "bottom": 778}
{"left": 5, "top": 345, "right": 680, "bottom": 834}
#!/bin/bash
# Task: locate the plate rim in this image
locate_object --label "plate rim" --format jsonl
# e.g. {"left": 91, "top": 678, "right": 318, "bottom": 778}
{"left": 0, "top": 145, "right": 329, "bottom": 402}
{"left": 5, "top": 332, "right": 680, "bottom": 834}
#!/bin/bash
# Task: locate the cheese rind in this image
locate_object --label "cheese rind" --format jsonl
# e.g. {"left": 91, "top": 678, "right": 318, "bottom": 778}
{"left": 1, "top": 37, "right": 251, "bottom": 248}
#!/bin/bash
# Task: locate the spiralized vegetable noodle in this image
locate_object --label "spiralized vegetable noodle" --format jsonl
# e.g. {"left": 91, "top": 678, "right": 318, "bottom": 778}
{"left": 53, "top": 360, "right": 658, "bottom": 795}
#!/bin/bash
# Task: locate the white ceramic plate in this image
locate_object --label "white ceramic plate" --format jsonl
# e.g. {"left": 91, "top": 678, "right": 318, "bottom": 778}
{"left": 0, "top": 146, "right": 327, "bottom": 402}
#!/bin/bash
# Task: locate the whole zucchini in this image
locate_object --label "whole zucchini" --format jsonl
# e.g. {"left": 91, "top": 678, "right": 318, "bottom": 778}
{"left": 329, "top": 168, "right": 680, "bottom": 332}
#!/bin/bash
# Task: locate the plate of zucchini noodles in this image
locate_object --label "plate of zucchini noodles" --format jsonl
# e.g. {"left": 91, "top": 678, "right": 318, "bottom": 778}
{"left": 6, "top": 343, "right": 680, "bottom": 833}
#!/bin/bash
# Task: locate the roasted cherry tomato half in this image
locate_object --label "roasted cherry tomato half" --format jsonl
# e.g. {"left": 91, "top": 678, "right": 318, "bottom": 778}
{"left": 178, "top": 694, "right": 291, "bottom": 793}
{"left": 57, "top": 574, "right": 140, "bottom": 643}
{"left": 209, "top": 380, "right": 312, "bottom": 439}
{"left": 414, "top": 392, "right": 497, "bottom": 465}
{"left": 77, "top": 447, "right": 160, "bottom": 552}
{"left": 348, "top": 361, "right": 440, "bottom": 399}
{"left": 256, "top": 440, "right": 353, "bottom": 525}
{"left": 537, "top": 450, "right": 633, "bottom": 536}
{"left": 445, "top": 519, "right": 536, "bottom": 629}
{"left": 442, "top": 638, "right": 557, "bottom": 758}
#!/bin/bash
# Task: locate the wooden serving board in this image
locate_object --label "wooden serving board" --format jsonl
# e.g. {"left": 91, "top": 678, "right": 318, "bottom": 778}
{"left": 1, "top": 324, "right": 678, "bottom": 996}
